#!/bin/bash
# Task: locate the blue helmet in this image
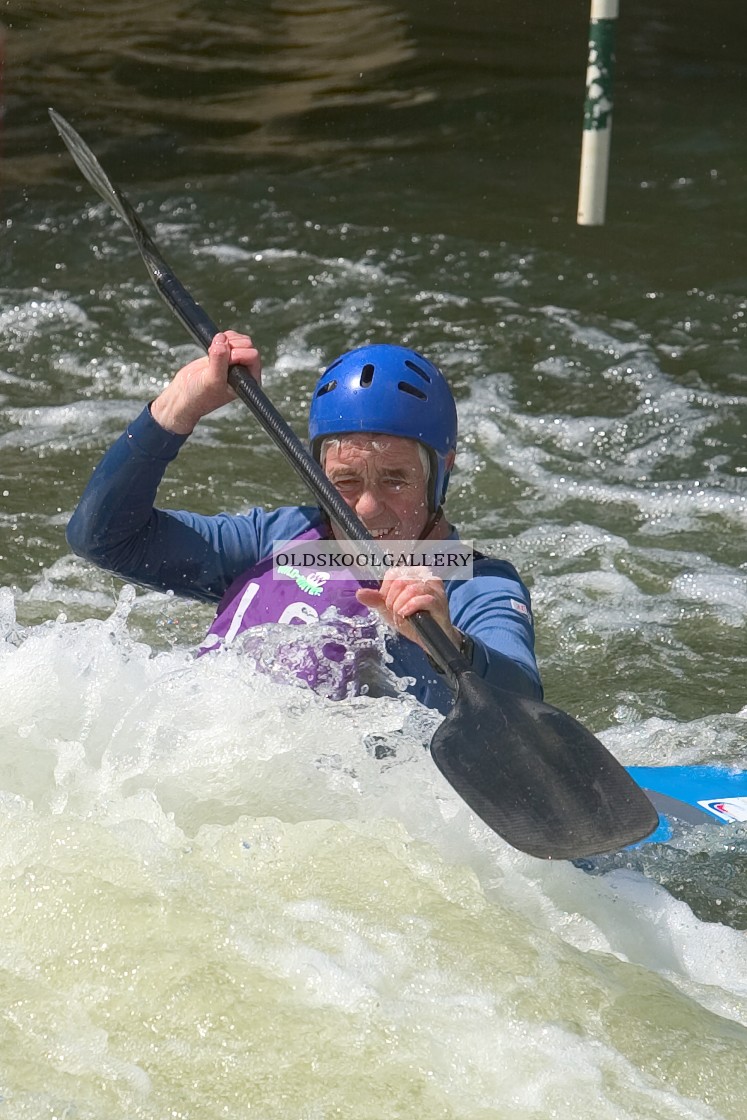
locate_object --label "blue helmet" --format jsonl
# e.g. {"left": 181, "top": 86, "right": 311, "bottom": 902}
{"left": 309, "top": 344, "right": 458, "bottom": 511}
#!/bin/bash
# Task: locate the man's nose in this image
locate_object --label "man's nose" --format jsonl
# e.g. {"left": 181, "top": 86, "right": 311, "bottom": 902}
{"left": 354, "top": 486, "right": 384, "bottom": 518}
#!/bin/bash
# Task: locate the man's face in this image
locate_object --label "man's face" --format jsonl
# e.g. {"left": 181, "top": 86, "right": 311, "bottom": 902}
{"left": 323, "top": 435, "right": 430, "bottom": 541}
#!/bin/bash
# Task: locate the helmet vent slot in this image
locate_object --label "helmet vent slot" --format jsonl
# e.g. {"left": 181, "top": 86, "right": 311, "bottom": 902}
{"left": 404, "top": 359, "right": 432, "bottom": 383}
{"left": 359, "top": 363, "right": 375, "bottom": 387}
{"left": 398, "top": 380, "right": 427, "bottom": 400}
{"left": 315, "top": 379, "right": 337, "bottom": 398}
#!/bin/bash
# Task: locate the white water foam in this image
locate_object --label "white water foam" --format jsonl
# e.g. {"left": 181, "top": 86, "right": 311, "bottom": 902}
{"left": 1, "top": 586, "right": 746, "bottom": 1119}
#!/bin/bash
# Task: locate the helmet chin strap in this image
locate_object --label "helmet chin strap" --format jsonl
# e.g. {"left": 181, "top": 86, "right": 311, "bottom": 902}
{"left": 419, "top": 507, "right": 444, "bottom": 540}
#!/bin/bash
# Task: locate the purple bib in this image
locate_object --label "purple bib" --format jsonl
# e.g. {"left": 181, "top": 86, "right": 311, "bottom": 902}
{"left": 201, "top": 526, "right": 379, "bottom": 698}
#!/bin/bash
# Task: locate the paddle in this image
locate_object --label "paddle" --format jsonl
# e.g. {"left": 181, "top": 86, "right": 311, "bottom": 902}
{"left": 49, "top": 108, "right": 659, "bottom": 859}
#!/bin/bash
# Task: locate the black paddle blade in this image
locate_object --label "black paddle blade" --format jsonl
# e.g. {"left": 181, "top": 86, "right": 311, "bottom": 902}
{"left": 430, "top": 671, "right": 659, "bottom": 860}
{"left": 49, "top": 109, "right": 132, "bottom": 225}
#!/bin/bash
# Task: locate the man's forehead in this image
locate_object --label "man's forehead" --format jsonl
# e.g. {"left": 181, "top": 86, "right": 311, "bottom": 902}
{"left": 329, "top": 434, "right": 421, "bottom": 463}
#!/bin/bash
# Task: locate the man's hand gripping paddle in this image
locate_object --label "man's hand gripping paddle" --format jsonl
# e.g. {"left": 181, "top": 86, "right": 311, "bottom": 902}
{"left": 49, "top": 109, "right": 659, "bottom": 860}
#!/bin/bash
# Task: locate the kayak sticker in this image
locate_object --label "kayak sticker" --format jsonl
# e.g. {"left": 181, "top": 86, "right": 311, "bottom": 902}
{"left": 696, "top": 797, "right": 747, "bottom": 823}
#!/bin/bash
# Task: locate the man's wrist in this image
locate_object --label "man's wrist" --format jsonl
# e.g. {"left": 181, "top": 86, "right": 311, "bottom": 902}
{"left": 150, "top": 393, "right": 196, "bottom": 436}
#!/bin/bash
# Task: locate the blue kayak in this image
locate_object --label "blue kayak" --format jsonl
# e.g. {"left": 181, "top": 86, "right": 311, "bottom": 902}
{"left": 626, "top": 765, "right": 747, "bottom": 845}
{"left": 576, "top": 769, "right": 747, "bottom": 931}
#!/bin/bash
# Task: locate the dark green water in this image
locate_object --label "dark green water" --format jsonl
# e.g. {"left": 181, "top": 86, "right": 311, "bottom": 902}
{"left": 1, "top": 3, "right": 746, "bottom": 1117}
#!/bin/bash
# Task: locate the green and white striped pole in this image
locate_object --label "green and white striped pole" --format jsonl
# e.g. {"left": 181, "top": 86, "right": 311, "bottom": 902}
{"left": 577, "top": 0, "right": 619, "bottom": 225}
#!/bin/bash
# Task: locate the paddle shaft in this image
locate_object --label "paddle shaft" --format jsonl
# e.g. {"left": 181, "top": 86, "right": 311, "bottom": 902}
{"left": 47, "top": 108, "right": 466, "bottom": 680}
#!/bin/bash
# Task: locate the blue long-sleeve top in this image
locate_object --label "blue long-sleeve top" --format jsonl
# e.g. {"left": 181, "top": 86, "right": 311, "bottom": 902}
{"left": 67, "top": 406, "right": 543, "bottom": 712}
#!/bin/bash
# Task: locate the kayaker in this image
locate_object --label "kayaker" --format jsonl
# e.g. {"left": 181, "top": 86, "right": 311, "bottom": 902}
{"left": 67, "top": 331, "right": 543, "bottom": 712}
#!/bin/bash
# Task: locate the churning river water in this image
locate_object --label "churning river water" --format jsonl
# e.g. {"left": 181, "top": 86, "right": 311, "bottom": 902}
{"left": 1, "top": 1, "right": 746, "bottom": 1117}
